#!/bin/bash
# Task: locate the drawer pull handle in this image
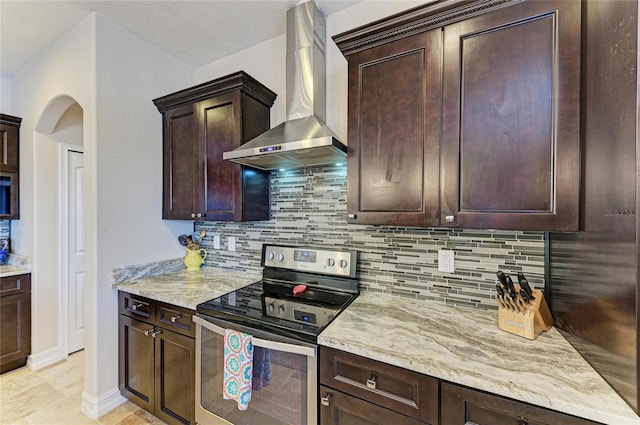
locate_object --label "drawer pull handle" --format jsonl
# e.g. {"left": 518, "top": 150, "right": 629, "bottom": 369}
{"left": 151, "top": 329, "right": 163, "bottom": 338}
{"left": 143, "top": 328, "right": 154, "bottom": 336}
{"left": 170, "top": 314, "right": 183, "bottom": 323}
{"left": 131, "top": 303, "right": 143, "bottom": 311}
{"left": 320, "top": 393, "right": 331, "bottom": 407}
{"left": 366, "top": 376, "right": 377, "bottom": 390}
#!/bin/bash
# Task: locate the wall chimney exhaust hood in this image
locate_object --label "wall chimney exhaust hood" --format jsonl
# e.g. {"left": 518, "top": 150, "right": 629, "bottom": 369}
{"left": 223, "top": 1, "right": 347, "bottom": 171}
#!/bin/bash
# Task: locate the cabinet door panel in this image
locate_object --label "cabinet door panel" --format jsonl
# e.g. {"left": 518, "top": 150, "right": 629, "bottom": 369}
{"left": 320, "top": 385, "right": 428, "bottom": 425}
{"left": 440, "top": 382, "right": 599, "bottom": 425}
{"left": 0, "top": 292, "right": 31, "bottom": 373}
{"left": 348, "top": 29, "right": 442, "bottom": 226}
{"left": 198, "top": 94, "right": 241, "bottom": 221}
{"left": 0, "top": 123, "right": 18, "bottom": 173}
{"left": 155, "top": 329, "right": 195, "bottom": 425}
{"left": 119, "top": 315, "right": 155, "bottom": 411}
{"left": 441, "top": 0, "right": 580, "bottom": 230}
{"left": 163, "top": 105, "right": 196, "bottom": 219}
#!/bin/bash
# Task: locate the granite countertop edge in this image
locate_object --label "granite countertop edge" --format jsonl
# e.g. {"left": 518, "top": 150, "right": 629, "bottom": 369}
{"left": 318, "top": 292, "right": 640, "bottom": 425}
{"left": 0, "top": 254, "right": 32, "bottom": 278}
{"left": 113, "top": 266, "right": 261, "bottom": 310}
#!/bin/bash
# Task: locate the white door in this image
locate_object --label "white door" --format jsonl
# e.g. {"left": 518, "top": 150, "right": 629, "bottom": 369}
{"left": 68, "top": 150, "right": 84, "bottom": 353}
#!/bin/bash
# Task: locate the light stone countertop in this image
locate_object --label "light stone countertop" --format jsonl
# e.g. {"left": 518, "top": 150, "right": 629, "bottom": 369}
{"left": 318, "top": 292, "right": 640, "bottom": 425}
{"left": 0, "top": 254, "right": 32, "bottom": 278}
{"left": 113, "top": 267, "right": 261, "bottom": 310}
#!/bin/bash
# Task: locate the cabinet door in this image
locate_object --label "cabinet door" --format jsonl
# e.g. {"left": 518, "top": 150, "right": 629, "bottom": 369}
{"left": 0, "top": 123, "right": 19, "bottom": 173}
{"left": 347, "top": 29, "right": 442, "bottom": 226}
{"left": 163, "top": 104, "right": 197, "bottom": 220}
{"left": 320, "top": 385, "right": 428, "bottom": 425}
{"left": 440, "top": 382, "right": 599, "bottom": 425}
{"left": 119, "top": 315, "right": 155, "bottom": 412}
{"left": 197, "top": 93, "right": 242, "bottom": 221}
{"left": 0, "top": 292, "right": 31, "bottom": 373}
{"left": 441, "top": 0, "right": 580, "bottom": 231}
{"left": 154, "top": 328, "right": 195, "bottom": 425}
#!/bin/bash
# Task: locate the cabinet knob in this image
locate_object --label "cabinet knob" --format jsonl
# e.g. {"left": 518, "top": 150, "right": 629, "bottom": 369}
{"left": 151, "top": 329, "right": 163, "bottom": 338}
{"left": 445, "top": 215, "right": 455, "bottom": 223}
{"left": 347, "top": 213, "right": 357, "bottom": 219}
{"left": 366, "top": 375, "right": 377, "bottom": 389}
{"left": 191, "top": 213, "right": 196, "bottom": 218}
{"left": 320, "top": 392, "right": 332, "bottom": 407}
{"left": 143, "top": 328, "right": 154, "bottom": 336}
{"left": 196, "top": 213, "right": 202, "bottom": 218}
{"left": 170, "top": 314, "right": 183, "bottom": 323}
{"left": 131, "top": 303, "right": 143, "bottom": 311}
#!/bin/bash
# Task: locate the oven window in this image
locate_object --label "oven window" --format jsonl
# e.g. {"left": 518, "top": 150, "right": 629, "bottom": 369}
{"left": 200, "top": 327, "right": 309, "bottom": 425}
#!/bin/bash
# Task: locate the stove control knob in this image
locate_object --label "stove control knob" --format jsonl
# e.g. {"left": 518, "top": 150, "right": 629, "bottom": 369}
{"left": 339, "top": 259, "right": 348, "bottom": 269}
{"left": 278, "top": 305, "right": 285, "bottom": 314}
{"left": 267, "top": 251, "right": 275, "bottom": 261}
{"left": 327, "top": 258, "right": 335, "bottom": 267}
{"left": 277, "top": 253, "right": 285, "bottom": 262}
{"left": 267, "top": 303, "right": 274, "bottom": 313}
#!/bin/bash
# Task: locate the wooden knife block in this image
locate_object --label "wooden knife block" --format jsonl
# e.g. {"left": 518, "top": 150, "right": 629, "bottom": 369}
{"left": 497, "top": 288, "right": 553, "bottom": 340}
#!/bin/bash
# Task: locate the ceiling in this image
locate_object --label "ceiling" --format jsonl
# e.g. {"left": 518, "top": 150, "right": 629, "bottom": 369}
{"left": 0, "top": 0, "right": 363, "bottom": 79}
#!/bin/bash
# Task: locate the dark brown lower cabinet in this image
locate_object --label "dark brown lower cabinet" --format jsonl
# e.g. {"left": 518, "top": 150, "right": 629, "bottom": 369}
{"left": 118, "top": 292, "right": 195, "bottom": 425}
{"left": 0, "top": 273, "right": 31, "bottom": 374}
{"left": 319, "top": 384, "right": 428, "bottom": 425}
{"left": 440, "top": 382, "right": 600, "bottom": 425}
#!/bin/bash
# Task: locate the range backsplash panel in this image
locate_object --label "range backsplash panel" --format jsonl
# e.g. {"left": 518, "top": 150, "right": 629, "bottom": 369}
{"left": 195, "top": 166, "right": 545, "bottom": 310}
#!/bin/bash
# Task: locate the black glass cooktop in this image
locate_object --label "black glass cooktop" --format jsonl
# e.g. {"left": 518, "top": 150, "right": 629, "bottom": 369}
{"left": 196, "top": 279, "right": 358, "bottom": 343}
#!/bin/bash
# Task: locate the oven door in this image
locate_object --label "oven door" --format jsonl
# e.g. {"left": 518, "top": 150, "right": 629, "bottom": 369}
{"left": 193, "top": 315, "right": 317, "bottom": 425}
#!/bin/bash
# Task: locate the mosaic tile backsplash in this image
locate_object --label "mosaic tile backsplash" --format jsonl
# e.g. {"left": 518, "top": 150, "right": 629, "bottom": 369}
{"left": 195, "top": 166, "right": 545, "bottom": 310}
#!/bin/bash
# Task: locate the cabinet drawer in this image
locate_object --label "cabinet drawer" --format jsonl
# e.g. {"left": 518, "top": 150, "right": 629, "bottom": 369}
{"left": 320, "top": 346, "right": 438, "bottom": 424}
{"left": 320, "top": 385, "right": 428, "bottom": 425}
{"left": 0, "top": 273, "right": 31, "bottom": 297}
{"left": 156, "top": 302, "right": 195, "bottom": 338}
{"left": 440, "top": 382, "right": 601, "bottom": 425}
{"left": 119, "top": 291, "right": 155, "bottom": 321}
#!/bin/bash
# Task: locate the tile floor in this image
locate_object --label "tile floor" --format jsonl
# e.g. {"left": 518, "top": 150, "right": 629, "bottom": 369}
{"left": 0, "top": 350, "right": 166, "bottom": 425}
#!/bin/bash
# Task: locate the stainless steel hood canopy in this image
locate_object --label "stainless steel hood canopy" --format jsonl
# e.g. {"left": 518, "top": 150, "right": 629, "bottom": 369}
{"left": 223, "top": 1, "right": 347, "bottom": 170}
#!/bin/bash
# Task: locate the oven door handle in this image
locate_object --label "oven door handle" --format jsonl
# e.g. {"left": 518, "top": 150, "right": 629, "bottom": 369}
{"left": 193, "top": 315, "right": 317, "bottom": 357}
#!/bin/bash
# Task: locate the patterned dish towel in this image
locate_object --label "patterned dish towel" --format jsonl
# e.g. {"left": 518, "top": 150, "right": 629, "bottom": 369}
{"left": 223, "top": 329, "right": 254, "bottom": 410}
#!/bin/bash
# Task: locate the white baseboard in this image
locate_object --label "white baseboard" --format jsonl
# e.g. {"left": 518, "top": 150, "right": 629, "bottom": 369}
{"left": 27, "top": 346, "right": 66, "bottom": 370}
{"left": 81, "top": 387, "right": 127, "bottom": 420}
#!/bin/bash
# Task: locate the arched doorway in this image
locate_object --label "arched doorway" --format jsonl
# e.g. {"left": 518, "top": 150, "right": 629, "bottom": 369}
{"left": 33, "top": 95, "right": 85, "bottom": 363}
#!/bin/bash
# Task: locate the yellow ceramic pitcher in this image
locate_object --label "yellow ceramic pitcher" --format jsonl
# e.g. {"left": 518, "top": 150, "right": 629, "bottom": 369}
{"left": 184, "top": 248, "right": 207, "bottom": 270}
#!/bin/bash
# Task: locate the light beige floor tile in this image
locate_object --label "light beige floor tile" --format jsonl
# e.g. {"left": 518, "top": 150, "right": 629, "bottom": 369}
{"left": 0, "top": 350, "right": 164, "bottom": 425}
{"left": 24, "top": 392, "right": 97, "bottom": 425}
{"left": 116, "top": 409, "right": 167, "bottom": 425}
{"left": 0, "top": 382, "right": 62, "bottom": 423}
{"left": 98, "top": 401, "right": 139, "bottom": 425}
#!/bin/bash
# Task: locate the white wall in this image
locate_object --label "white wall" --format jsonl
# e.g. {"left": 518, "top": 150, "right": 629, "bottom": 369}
{"left": 10, "top": 14, "right": 96, "bottom": 370}
{"left": 1, "top": 76, "right": 12, "bottom": 112}
{"left": 91, "top": 13, "right": 193, "bottom": 416}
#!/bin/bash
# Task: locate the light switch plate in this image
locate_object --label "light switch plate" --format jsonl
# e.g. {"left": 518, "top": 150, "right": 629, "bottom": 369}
{"left": 228, "top": 236, "right": 236, "bottom": 252}
{"left": 213, "top": 235, "right": 220, "bottom": 250}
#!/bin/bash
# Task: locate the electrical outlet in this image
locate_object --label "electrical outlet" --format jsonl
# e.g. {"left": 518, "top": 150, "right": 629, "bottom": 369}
{"left": 213, "top": 235, "right": 220, "bottom": 250}
{"left": 438, "top": 249, "right": 455, "bottom": 273}
{"left": 228, "top": 236, "right": 236, "bottom": 252}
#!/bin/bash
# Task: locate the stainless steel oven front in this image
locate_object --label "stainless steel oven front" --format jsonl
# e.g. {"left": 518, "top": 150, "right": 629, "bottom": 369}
{"left": 193, "top": 315, "right": 317, "bottom": 425}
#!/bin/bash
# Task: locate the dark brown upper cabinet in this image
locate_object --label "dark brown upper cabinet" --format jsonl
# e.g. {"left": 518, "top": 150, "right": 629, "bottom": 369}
{"left": 0, "top": 113, "right": 22, "bottom": 219}
{"left": 335, "top": 0, "right": 581, "bottom": 231}
{"left": 441, "top": 0, "right": 581, "bottom": 231}
{"left": 153, "top": 72, "right": 276, "bottom": 221}
{"left": 344, "top": 29, "right": 442, "bottom": 227}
